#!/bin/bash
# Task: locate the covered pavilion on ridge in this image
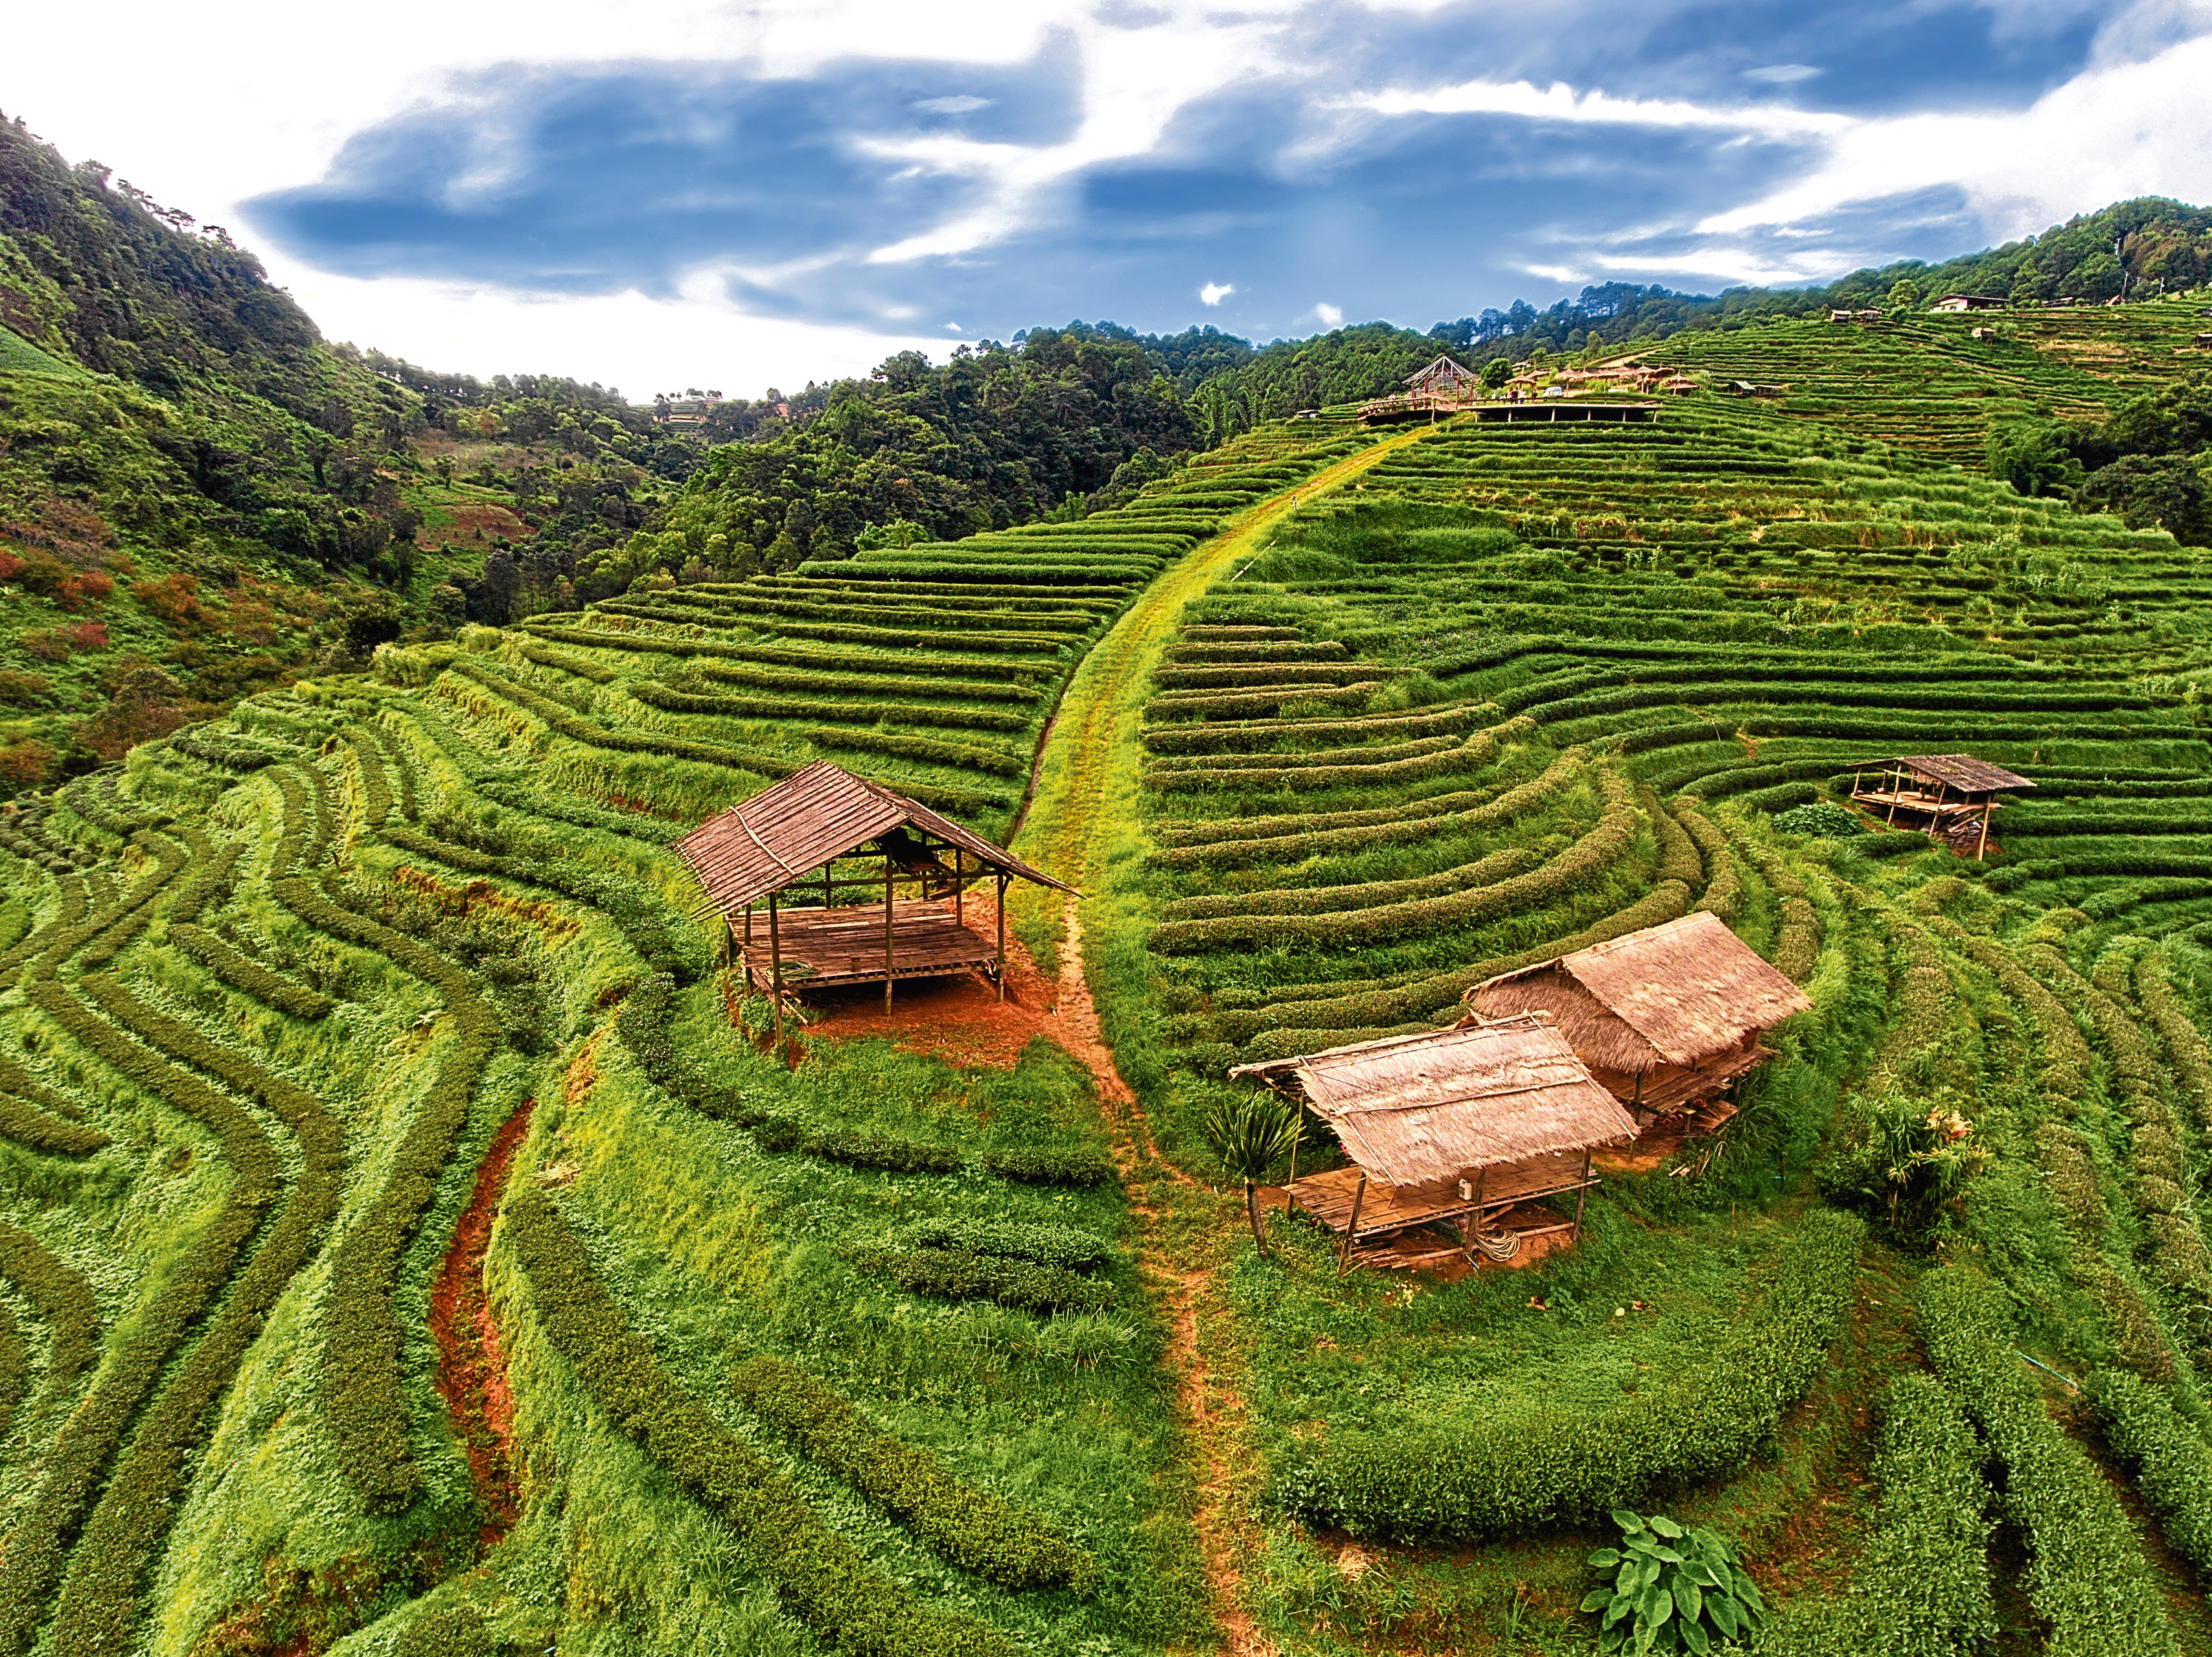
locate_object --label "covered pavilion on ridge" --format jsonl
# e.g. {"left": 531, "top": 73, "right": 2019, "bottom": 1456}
{"left": 674, "top": 760, "right": 1073, "bottom": 1033}
{"left": 1846, "top": 752, "right": 2034, "bottom": 858}
{"left": 1232, "top": 1012, "right": 1638, "bottom": 1273}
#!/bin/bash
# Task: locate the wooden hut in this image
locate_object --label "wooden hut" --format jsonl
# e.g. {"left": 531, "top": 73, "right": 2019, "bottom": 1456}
{"left": 674, "top": 760, "right": 1073, "bottom": 1033}
{"left": 1461, "top": 913, "right": 1811, "bottom": 1129}
{"left": 1847, "top": 752, "right": 2032, "bottom": 858}
{"left": 1231, "top": 1012, "right": 1637, "bottom": 1273}
{"left": 1930, "top": 295, "right": 2006, "bottom": 312}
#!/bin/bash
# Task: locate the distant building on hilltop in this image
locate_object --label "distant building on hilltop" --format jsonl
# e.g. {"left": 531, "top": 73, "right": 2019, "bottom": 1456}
{"left": 1930, "top": 295, "right": 2006, "bottom": 312}
{"left": 1406, "top": 355, "right": 1482, "bottom": 398}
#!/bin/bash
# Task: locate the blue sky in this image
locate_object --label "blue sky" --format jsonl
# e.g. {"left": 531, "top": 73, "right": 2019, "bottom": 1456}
{"left": 11, "top": 0, "right": 2212, "bottom": 394}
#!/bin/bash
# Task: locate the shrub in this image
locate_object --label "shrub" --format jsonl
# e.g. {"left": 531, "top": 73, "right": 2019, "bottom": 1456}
{"left": 504, "top": 1185, "right": 1025, "bottom": 1657}
{"left": 1581, "top": 1510, "right": 1764, "bottom": 1655}
{"left": 0, "top": 1218, "right": 101, "bottom": 1412}
{"left": 888, "top": 1217, "right": 1114, "bottom": 1273}
{"left": 728, "top": 1354, "right": 1096, "bottom": 1591}
{"left": 1772, "top": 801, "right": 1864, "bottom": 838}
{"left": 1916, "top": 1267, "right": 2173, "bottom": 1656}
{"left": 1274, "top": 1210, "right": 1865, "bottom": 1538}
{"left": 978, "top": 1147, "right": 1117, "bottom": 1187}
{"left": 167, "top": 924, "right": 335, "bottom": 1019}
{"left": 0, "top": 1053, "right": 110, "bottom": 1156}
{"left": 1815, "top": 1082, "right": 1991, "bottom": 1243}
{"left": 2091, "top": 1369, "right": 2212, "bottom": 1579}
{"left": 849, "top": 1242, "right": 1117, "bottom": 1316}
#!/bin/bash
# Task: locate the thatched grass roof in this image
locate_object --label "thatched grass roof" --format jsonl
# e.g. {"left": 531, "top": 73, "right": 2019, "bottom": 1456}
{"left": 1231, "top": 1012, "right": 1635, "bottom": 1187}
{"left": 1463, "top": 912, "right": 1811, "bottom": 1072}
{"left": 674, "top": 759, "right": 1071, "bottom": 916}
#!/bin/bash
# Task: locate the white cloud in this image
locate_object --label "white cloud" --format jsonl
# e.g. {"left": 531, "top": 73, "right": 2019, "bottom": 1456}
{"left": 1350, "top": 78, "right": 1851, "bottom": 141}
{"left": 914, "top": 95, "right": 994, "bottom": 114}
{"left": 1200, "top": 281, "right": 1235, "bottom": 305}
{"left": 1741, "top": 64, "right": 1821, "bottom": 84}
{"left": 1697, "top": 29, "right": 2212, "bottom": 242}
{"left": 1312, "top": 301, "right": 1343, "bottom": 326}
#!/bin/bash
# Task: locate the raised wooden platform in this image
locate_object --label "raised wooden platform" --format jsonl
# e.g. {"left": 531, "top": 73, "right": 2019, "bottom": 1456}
{"left": 739, "top": 900, "right": 998, "bottom": 992}
{"left": 1287, "top": 1151, "right": 1600, "bottom": 1270}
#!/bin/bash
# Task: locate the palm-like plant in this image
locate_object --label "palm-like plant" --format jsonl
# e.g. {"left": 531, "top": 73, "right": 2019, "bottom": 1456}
{"left": 1204, "top": 1092, "right": 1302, "bottom": 1257}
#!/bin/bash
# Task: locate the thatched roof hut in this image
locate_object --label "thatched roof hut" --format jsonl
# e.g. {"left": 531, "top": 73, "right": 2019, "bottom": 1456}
{"left": 1233, "top": 1012, "right": 1634, "bottom": 1187}
{"left": 1462, "top": 912, "right": 1810, "bottom": 1114}
{"left": 674, "top": 760, "right": 1071, "bottom": 1026}
{"left": 1232, "top": 1013, "right": 1635, "bottom": 1270}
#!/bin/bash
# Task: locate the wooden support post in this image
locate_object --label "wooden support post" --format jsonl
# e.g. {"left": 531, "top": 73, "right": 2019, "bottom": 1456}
{"left": 884, "top": 857, "right": 895, "bottom": 1012}
{"left": 1338, "top": 1172, "right": 1368, "bottom": 1277}
{"left": 1573, "top": 1148, "right": 1592, "bottom": 1243}
{"left": 995, "top": 870, "right": 1009, "bottom": 1001}
{"left": 824, "top": 860, "right": 832, "bottom": 910}
{"left": 1886, "top": 765, "right": 1902, "bottom": 825}
{"left": 744, "top": 902, "right": 753, "bottom": 944}
{"left": 766, "top": 888, "right": 783, "bottom": 1049}
{"left": 953, "top": 846, "right": 963, "bottom": 927}
{"left": 1976, "top": 804, "right": 1992, "bottom": 861}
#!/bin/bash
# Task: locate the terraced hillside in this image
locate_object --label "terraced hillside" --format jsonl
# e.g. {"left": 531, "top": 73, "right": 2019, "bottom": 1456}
{"left": 1639, "top": 294, "right": 2212, "bottom": 466}
{"left": 7, "top": 305, "right": 2212, "bottom": 1657}
{"left": 1068, "top": 362, "right": 2212, "bottom": 1650}
{"left": 0, "top": 416, "right": 1376, "bottom": 1657}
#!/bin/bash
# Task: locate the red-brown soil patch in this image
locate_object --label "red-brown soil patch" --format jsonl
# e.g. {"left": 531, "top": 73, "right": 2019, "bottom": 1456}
{"left": 430, "top": 1097, "right": 534, "bottom": 1547}
{"left": 417, "top": 502, "right": 529, "bottom": 550}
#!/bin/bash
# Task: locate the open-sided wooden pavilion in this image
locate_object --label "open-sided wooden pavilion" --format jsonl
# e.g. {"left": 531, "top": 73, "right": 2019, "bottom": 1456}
{"left": 1231, "top": 1012, "right": 1637, "bottom": 1273}
{"left": 1847, "top": 752, "right": 2033, "bottom": 858}
{"left": 1462, "top": 913, "right": 1810, "bottom": 1132}
{"left": 674, "top": 760, "right": 1073, "bottom": 1033}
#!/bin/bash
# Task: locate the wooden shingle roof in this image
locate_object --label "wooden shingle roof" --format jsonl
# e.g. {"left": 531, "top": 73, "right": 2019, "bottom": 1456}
{"left": 1858, "top": 753, "right": 2034, "bottom": 793}
{"left": 674, "top": 759, "right": 1072, "bottom": 916}
{"left": 1464, "top": 912, "right": 1811, "bottom": 1072}
{"left": 1230, "top": 1013, "right": 1635, "bottom": 1186}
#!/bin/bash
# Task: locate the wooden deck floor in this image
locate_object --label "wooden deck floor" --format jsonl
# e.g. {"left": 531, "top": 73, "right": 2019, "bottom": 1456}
{"left": 1287, "top": 1152, "right": 1597, "bottom": 1244}
{"left": 740, "top": 900, "right": 999, "bottom": 992}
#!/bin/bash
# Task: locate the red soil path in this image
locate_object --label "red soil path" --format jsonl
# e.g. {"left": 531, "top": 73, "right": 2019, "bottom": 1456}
{"left": 429, "top": 1098, "right": 534, "bottom": 1547}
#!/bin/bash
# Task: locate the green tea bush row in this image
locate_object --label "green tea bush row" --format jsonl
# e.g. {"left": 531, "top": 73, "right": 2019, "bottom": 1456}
{"left": 445, "top": 657, "right": 801, "bottom": 781}
{"left": 2133, "top": 950, "right": 2212, "bottom": 1135}
{"left": 2090, "top": 1369, "right": 2212, "bottom": 1577}
{"left": 164, "top": 726, "right": 289, "bottom": 772}
{"left": 614, "top": 975, "right": 957, "bottom": 1169}
{"left": 1142, "top": 700, "right": 1495, "bottom": 756}
{"left": 1156, "top": 845, "right": 1539, "bottom": 927}
{"left": 1673, "top": 800, "right": 1742, "bottom": 922}
{"left": 1145, "top": 739, "right": 1490, "bottom": 797}
{"left": 1916, "top": 1267, "right": 2173, "bottom": 1657}
{"left": 691, "top": 660, "right": 1039, "bottom": 705}
{"left": 796, "top": 725, "right": 1026, "bottom": 778}
{"left": 358, "top": 719, "right": 422, "bottom": 822}
{"left": 1644, "top": 785, "right": 1703, "bottom": 887}
{"left": 728, "top": 1353, "right": 1096, "bottom": 1592}
{"left": 48, "top": 975, "right": 345, "bottom": 1657}
{"left": 166, "top": 924, "right": 335, "bottom": 1019}
{"left": 1165, "top": 641, "right": 1347, "bottom": 664}
{"left": 1152, "top": 661, "right": 1393, "bottom": 690}
{"left": 2, "top": 957, "right": 303, "bottom": 1657}
{"left": 267, "top": 770, "right": 499, "bottom": 1514}
{"left": 521, "top": 621, "right": 1037, "bottom": 682}
{"left": 504, "top": 1186, "right": 1025, "bottom": 1657}
{"left": 514, "top": 639, "right": 616, "bottom": 681}
{"left": 977, "top": 1147, "right": 1117, "bottom": 1187}
{"left": 849, "top": 1242, "right": 1117, "bottom": 1316}
{"left": 380, "top": 822, "right": 699, "bottom": 985}
{"left": 1272, "top": 1210, "right": 1864, "bottom": 1538}
{"left": 1148, "top": 769, "right": 1635, "bottom": 954}
{"left": 0, "top": 1053, "right": 108, "bottom": 1156}
{"left": 886, "top": 1217, "right": 1114, "bottom": 1273}
{"left": 593, "top": 598, "right": 1083, "bottom": 652}
{"left": 0, "top": 1220, "right": 99, "bottom": 1415}
{"left": 1214, "top": 876, "right": 1695, "bottom": 1047}
{"left": 1146, "top": 733, "right": 1459, "bottom": 776}
{"left": 401, "top": 708, "right": 679, "bottom": 844}
{"left": 1144, "top": 682, "right": 1380, "bottom": 722}
{"left": 648, "top": 588, "right": 1103, "bottom": 631}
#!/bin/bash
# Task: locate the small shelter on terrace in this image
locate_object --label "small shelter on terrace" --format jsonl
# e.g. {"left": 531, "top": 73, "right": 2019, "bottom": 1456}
{"left": 674, "top": 760, "right": 1073, "bottom": 1034}
{"left": 1847, "top": 752, "right": 2033, "bottom": 859}
{"left": 1409, "top": 354, "right": 1482, "bottom": 397}
{"left": 1462, "top": 912, "right": 1811, "bottom": 1130}
{"left": 1930, "top": 294, "right": 2006, "bottom": 312}
{"left": 1231, "top": 1012, "right": 1637, "bottom": 1273}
